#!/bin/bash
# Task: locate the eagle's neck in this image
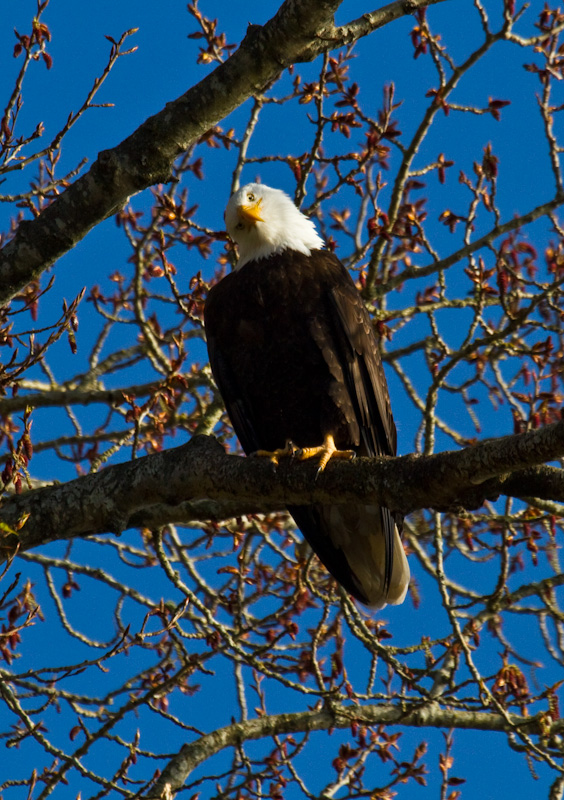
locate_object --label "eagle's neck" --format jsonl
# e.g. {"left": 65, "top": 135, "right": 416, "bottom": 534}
{"left": 236, "top": 240, "right": 322, "bottom": 270}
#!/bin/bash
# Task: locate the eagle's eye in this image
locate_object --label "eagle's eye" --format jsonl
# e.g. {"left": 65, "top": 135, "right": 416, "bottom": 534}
{"left": 247, "top": 193, "right": 255, "bottom": 202}
{"left": 235, "top": 222, "right": 244, "bottom": 230}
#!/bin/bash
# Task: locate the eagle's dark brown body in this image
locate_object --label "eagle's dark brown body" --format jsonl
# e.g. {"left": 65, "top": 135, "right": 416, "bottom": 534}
{"left": 205, "top": 249, "right": 406, "bottom": 606}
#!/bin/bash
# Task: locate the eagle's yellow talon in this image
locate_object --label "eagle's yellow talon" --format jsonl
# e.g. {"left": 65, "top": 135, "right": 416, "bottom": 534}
{"left": 296, "top": 434, "right": 356, "bottom": 473}
{"left": 251, "top": 439, "right": 299, "bottom": 466}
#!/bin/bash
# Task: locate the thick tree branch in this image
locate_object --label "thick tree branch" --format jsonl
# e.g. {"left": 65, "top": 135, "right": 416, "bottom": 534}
{"left": 0, "top": 0, "right": 446, "bottom": 306}
{"left": 2, "top": 419, "right": 564, "bottom": 560}
{"left": 144, "top": 702, "right": 563, "bottom": 799}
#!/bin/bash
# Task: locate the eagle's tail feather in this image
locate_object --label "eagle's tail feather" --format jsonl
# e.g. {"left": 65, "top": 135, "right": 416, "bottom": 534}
{"left": 288, "top": 504, "right": 410, "bottom": 608}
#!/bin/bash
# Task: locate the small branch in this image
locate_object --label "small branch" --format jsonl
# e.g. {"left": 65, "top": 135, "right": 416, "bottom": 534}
{"left": 0, "top": 381, "right": 162, "bottom": 415}
{"left": 333, "top": 0, "right": 447, "bottom": 46}
{"left": 385, "top": 194, "right": 564, "bottom": 294}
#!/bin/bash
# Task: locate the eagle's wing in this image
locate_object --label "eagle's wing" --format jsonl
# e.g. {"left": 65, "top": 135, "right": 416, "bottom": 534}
{"left": 289, "top": 257, "right": 408, "bottom": 607}
{"left": 204, "top": 280, "right": 261, "bottom": 456}
{"left": 327, "top": 277, "right": 397, "bottom": 458}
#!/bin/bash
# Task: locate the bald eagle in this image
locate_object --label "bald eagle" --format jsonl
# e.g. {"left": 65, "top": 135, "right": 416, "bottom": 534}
{"left": 204, "top": 183, "right": 409, "bottom": 607}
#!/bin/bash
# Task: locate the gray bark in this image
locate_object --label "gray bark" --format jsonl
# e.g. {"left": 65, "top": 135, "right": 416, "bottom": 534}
{"left": 2, "top": 420, "right": 564, "bottom": 560}
{"left": 145, "top": 701, "right": 564, "bottom": 798}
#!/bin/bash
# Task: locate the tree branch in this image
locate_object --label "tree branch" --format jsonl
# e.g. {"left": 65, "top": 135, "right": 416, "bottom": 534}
{"left": 144, "top": 701, "right": 563, "bottom": 798}
{"left": 334, "top": 0, "right": 446, "bottom": 45}
{"left": 2, "top": 419, "right": 564, "bottom": 560}
{"left": 0, "top": 0, "right": 446, "bottom": 306}
{"left": 386, "top": 194, "right": 564, "bottom": 293}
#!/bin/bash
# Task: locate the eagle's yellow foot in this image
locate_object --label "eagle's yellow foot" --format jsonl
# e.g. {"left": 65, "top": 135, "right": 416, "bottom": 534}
{"left": 251, "top": 439, "right": 299, "bottom": 467}
{"left": 296, "top": 434, "right": 356, "bottom": 475}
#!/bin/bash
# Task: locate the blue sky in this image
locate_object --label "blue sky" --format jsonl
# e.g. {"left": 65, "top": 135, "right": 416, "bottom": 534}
{"left": 2, "top": 1, "right": 563, "bottom": 798}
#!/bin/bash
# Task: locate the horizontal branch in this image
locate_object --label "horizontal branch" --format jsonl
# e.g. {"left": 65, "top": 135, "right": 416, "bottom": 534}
{"left": 0, "top": 0, "right": 443, "bottom": 306}
{"left": 0, "top": 381, "right": 161, "bottom": 415}
{"left": 2, "top": 418, "right": 564, "bottom": 560}
{"left": 144, "top": 701, "right": 562, "bottom": 798}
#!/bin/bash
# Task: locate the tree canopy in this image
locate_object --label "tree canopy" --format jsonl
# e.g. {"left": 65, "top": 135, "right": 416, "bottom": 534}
{"left": 2, "top": 1, "right": 564, "bottom": 798}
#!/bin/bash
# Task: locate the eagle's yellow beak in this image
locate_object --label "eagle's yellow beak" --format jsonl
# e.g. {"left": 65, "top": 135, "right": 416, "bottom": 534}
{"left": 238, "top": 198, "right": 263, "bottom": 225}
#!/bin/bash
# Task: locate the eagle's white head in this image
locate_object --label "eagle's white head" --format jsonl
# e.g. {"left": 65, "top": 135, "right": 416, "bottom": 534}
{"left": 225, "top": 183, "right": 324, "bottom": 269}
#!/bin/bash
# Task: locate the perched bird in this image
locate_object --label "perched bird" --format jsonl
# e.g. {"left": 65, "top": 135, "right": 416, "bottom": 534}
{"left": 204, "top": 183, "right": 409, "bottom": 607}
